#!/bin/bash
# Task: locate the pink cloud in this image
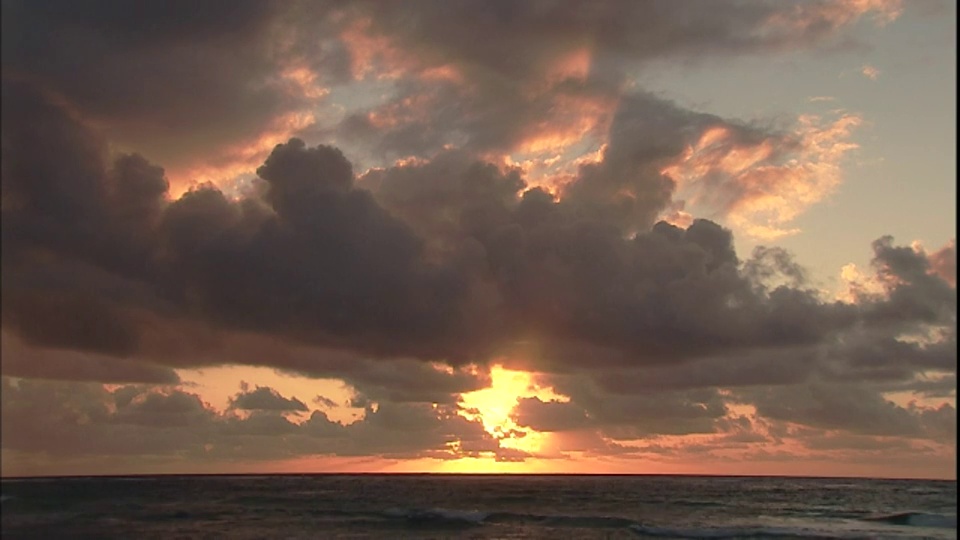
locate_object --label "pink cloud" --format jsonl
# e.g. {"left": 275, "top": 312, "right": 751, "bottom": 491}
{"left": 663, "top": 112, "right": 862, "bottom": 240}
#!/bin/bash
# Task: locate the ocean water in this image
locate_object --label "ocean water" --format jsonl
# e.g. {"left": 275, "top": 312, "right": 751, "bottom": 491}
{"left": 0, "top": 474, "right": 956, "bottom": 539}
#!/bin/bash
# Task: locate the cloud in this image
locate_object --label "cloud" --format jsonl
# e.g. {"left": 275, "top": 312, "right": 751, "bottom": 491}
{"left": 927, "top": 239, "right": 957, "bottom": 287}
{"left": 861, "top": 64, "right": 882, "bottom": 80}
{"left": 663, "top": 112, "right": 862, "bottom": 240}
{"left": 313, "top": 395, "right": 340, "bottom": 409}
{"left": 1, "top": 0, "right": 952, "bottom": 475}
{"left": 745, "top": 383, "right": 954, "bottom": 442}
{"left": 229, "top": 385, "right": 309, "bottom": 412}
{"left": 0, "top": 1, "right": 341, "bottom": 188}
{"left": 328, "top": 0, "right": 898, "bottom": 171}
{"left": 346, "top": 0, "right": 902, "bottom": 82}
{"left": 2, "top": 82, "right": 952, "bottom": 394}
{"left": 3, "top": 82, "right": 952, "bottom": 363}
{"left": 0, "top": 377, "right": 511, "bottom": 467}
{"left": 512, "top": 397, "right": 591, "bottom": 433}
{"left": 0, "top": 331, "right": 179, "bottom": 385}
{"left": 1, "top": 0, "right": 902, "bottom": 194}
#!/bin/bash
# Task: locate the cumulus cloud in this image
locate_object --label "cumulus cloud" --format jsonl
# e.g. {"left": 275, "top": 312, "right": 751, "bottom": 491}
{"left": 745, "top": 383, "right": 954, "bottom": 442}
{"left": 229, "top": 385, "right": 309, "bottom": 412}
{"left": 663, "top": 112, "right": 862, "bottom": 239}
{"left": 0, "top": 377, "right": 513, "bottom": 468}
{"left": 2, "top": 81, "right": 953, "bottom": 397}
{"left": 927, "top": 239, "right": 957, "bottom": 287}
{"left": 0, "top": 1, "right": 344, "bottom": 190}
{"left": 512, "top": 397, "right": 591, "bottom": 433}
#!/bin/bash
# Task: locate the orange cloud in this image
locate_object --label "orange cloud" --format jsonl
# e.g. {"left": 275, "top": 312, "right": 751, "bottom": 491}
{"left": 165, "top": 111, "right": 317, "bottom": 199}
{"left": 861, "top": 64, "right": 882, "bottom": 80}
{"left": 420, "top": 64, "right": 467, "bottom": 85}
{"left": 926, "top": 239, "right": 957, "bottom": 287}
{"left": 498, "top": 93, "right": 615, "bottom": 192}
{"left": 765, "top": 0, "right": 903, "bottom": 37}
{"left": 664, "top": 112, "right": 862, "bottom": 240}
{"left": 280, "top": 66, "right": 330, "bottom": 99}
{"left": 837, "top": 262, "right": 887, "bottom": 302}
{"left": 340, "top": 16, "right": 423, "bottom": 81}
{"left": 539, "top": 46, "right": 594, "bottom": 89}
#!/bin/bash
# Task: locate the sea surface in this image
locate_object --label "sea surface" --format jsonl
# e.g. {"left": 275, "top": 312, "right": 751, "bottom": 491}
{"left": 0, "top": 474, "right": 956, "bottom": 539}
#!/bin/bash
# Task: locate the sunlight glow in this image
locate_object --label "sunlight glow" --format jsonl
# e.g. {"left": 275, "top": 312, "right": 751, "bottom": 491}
{"left": 175, "top": 365, "right": 363, "bottom": 424}
{"left": 457, "top": 364, "right": 568, "bottom": 456}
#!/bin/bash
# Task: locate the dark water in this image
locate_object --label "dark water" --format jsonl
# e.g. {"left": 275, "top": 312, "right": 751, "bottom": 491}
{"left": 1, "top": 474, "right": 956, "bottom": 539}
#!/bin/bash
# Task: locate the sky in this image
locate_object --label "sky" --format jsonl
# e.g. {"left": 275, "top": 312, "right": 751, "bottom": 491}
{"left": 0, "top": 0, "right": 956, "bottom": 479}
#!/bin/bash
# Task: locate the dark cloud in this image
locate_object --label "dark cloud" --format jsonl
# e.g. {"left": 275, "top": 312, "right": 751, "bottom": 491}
{"left": 817, "top": 331, "right": 957, "bottom": 383}
{"left": 0, "top": 378, "right": 505, "bottom": 465}
{"left": 863, "top": 236, "right": 957, "bottom": 327}
{"left": 229, "top": 386, "right": 309, "bottom": 412}
{"left": 155, "top": 138, "right": 482, "bottom": 362}
{"left": 113, "top": 390, "right": 214, "bottom": 428}
{"left": 927, "top": 240, "right": 956, "bottom": 287}
{"left": 561, "top": 94, "right": 734, "bottom": 231}
{"left": 313, "top": 395, "right": 340, "bottom": 409}
{"left": 347, "top": 0, "right": 896, "bottom": 79}
{"left": 512, "top": 397, "right": 591, "bottom": 433}
{"left": 328, "top": 0, "right": 894, "bottom": 164}
{"left": 879, "top": 373, "right": 957, "bottom": 399}
{"left": 1, "top": 85, "right": 481, "bottom": 364}
{"left": 0, "top": 0, "right": 340, "bottom": 168}
{"left": 0, "top": 0, "right": 902, "bottom": 173}
{"left": 359, "top": 149, "right": 525, "bottom": 250}
{"left": 0, "top": 379, "right": 212, "bottom": 457}
{"left": 522, "top": 373, "right": 730, "bottom": 438}
{"left": 745, "top": 383, "right": 954, "bottom": 442}
{"left": 2, "top": 82, "right": 953, "bottom": 398}
{"left": 0, "top": 332, "right": 179, "bottom": 385}
{"left": 339, "top": 401, "right": 499, "bottom": 459}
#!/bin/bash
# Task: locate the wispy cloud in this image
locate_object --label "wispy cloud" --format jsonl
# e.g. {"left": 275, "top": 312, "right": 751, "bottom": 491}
{"left": 861, "top": 64, "right": 882, "bottom": 80}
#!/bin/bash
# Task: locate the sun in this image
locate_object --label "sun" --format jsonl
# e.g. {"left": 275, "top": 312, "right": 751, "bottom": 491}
{"left": 457, "top": 364, "right": 568, "bottom": 456}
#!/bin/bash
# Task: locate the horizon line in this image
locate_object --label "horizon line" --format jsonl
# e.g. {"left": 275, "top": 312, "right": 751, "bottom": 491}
{"left": 2, "top": 472, "right": 955, "bottom": 482}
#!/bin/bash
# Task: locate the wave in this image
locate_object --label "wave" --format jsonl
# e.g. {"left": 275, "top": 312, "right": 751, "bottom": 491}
{"left": 864, "top": 511, "right": 957, "bottom": 529}
{"left": 375, "top": 506, "right": 959, "bottom": 537}
{"left": 630, "top": 513, "right": 960, "bottom": 539}
{"left": 628, "top": 524, "right": 834, "bottom": 538}
{"left": 382, "top": 507, "right": 490, "bottom": 526}
{"left": 672, "top": 499, "right": 728, "bottom": 508}
{"left": 380, "top": 508, "right": 851, "bottom": 538}
{"left": 489, "top": 512, "right": 639, "bottom": 528}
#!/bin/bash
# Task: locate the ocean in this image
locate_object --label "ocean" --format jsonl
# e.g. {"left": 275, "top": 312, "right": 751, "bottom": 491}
{"left": 0, "top": 474, "right": 955, "bottom": 539}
